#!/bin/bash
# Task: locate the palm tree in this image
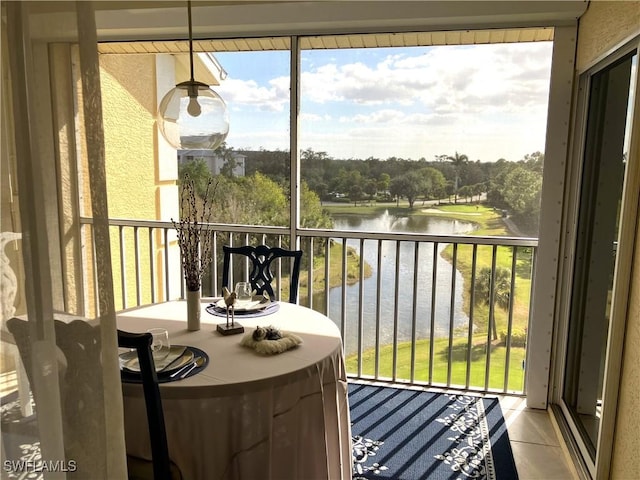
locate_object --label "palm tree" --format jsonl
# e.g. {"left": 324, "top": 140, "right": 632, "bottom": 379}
{"left": 474, "top": 266, "right": 511, "bottom": 341}
{"left": 447, "top": 151, "right": 468, "bottom": 203}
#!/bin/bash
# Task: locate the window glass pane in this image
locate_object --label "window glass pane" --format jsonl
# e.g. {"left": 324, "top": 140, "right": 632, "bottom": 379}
{"left": 100, "top": 43, "right": 291, "bottom": 228}
{"left": 99, "top": 43, "right": 290, "bottom": 304}
{"left": 563, "top": 51, "right": 637, "bottom": 460}
{"left": 299, "top": 38, "right": 553, "bottom": 238}
{"left": 193, "top": 49, "right": 291, "bottom": 227}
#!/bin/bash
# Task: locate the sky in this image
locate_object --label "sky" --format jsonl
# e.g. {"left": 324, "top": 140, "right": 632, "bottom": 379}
{"left": 214, "top": 41, "right": 553, "bottom": 162}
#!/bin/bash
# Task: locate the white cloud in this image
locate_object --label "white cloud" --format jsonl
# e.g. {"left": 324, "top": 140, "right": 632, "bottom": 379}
{"left": 300, "top": 43, "right": 552, "bottom": 159}
{"left": 216, "top": 76, "right": 288, "bottom": 112}
{"left": 300, "top": 112, "right": 331, "bottom": 122}
{"left": 301, "top": 43, "right": 552, "bottom": 116}
{"left": 218, "top": 42, "right": 553, "bottom": 160}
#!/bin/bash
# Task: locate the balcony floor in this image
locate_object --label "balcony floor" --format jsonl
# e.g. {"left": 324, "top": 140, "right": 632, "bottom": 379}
{"left": 350, "top": 380, "right": 578, "bottom": 480}
{"left": 495, "top": 394, "right": 578, "bottom": 479}
{"left": 1, "top": 372, "right": 577, "bottom": 479}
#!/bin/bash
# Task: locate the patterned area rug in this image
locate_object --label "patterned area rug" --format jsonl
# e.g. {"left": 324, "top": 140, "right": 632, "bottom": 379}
{"left": 3, "top": 384, "right": 518, "bottom": 480}
{"left": 349, "top": 383, "right": 519, "bottom": 480}
{"left": 1, "top": 391, "right": 41, "bottom": 480}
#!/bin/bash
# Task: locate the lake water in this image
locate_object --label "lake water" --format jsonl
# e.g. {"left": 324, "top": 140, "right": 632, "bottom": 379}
{"left": 321, "top": 209, "right": 477, "bottom": 355}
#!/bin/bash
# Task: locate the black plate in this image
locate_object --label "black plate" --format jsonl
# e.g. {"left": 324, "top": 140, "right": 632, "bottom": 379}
{"left": 120, "top": 346, "right": 209, "bottom": 384}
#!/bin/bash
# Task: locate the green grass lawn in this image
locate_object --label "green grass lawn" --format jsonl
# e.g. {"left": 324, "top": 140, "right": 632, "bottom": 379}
{"left": 332, "top": 202, "right": 532, "bottom": 392}
{"left": 297, "top": 241, "right": 372, "bottom": 300}
{"left": 436, "top": 205, "right": 534, "bottom": 335}
{"left": 346, "top": 335, "right": 526, "bottom": 392}
{"left": 323, "top": 202, "right": 398, "bottom": 215}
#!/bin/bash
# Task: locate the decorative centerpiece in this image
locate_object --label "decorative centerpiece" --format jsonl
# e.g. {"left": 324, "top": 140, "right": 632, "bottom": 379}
{"left": 216, "top": 286, "right": 245, "bottom": 336}
{"left": 240, "top": 325, "right": 303, "bottom": 355}
{"left": 172, "top": 175, "right": 216, "bottom": 331}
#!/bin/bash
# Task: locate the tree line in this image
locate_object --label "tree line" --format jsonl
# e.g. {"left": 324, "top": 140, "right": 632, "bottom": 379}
{"left": 238, "top": 147, "right": 544, "bottom": 235}
{"left": 181, "top": 144, "right": 544, "bottom": 236}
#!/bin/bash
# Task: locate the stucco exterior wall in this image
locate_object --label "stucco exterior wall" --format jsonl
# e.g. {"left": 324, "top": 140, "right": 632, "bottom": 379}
{"left": 100, "top": 54, "right": 158, "bottom": 220}
{"left": 100, "top": 54, "right": 178, "bottom": 306}
{"left": 576, "top": 1, "right": 640, "bottom": 72}
{"left": 575, "top": 2, "right": 640, "bottom": 478}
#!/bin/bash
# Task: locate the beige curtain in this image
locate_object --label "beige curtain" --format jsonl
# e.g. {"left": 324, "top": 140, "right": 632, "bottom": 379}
{"left": 2, "top": 1, "right": 126, "bottom": 478}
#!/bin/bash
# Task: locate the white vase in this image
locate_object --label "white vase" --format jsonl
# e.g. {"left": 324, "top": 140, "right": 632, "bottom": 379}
{"left": 186, "top": 289, "right": 201, "bottom": 331}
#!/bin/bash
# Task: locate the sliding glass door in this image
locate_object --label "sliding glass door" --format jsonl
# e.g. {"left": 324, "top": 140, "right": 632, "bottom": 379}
{"left": 559, "top": 46, "right": 638, "bottom": 477}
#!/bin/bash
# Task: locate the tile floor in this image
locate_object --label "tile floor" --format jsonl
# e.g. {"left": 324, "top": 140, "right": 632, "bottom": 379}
{"left": 349, "top": 380, "right": 580, "bottom": 479}
{"left": 499, "top": 395, "right": 579, "bottom": 479}
{"left": 1, "top": 371, "right": 579, "bottom": 479}
{"left": 0, "top": 370, "right": 18, "bottom": 398}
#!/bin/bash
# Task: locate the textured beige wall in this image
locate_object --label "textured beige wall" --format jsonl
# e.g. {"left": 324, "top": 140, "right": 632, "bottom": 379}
{"left": 100, "top": 54, "right": 162, "bottom": 307}
{"left": 576, "top": 2, "right": 640, "bottom": 478}
{"left": 610, "top": 44, "right": 640, "bottom": 478}
{"left": 100, "top": 54, "right": 158, "bottom": 220}
{"left": 613, "top": 246, "right": 640, "bottom": 477}
{"left": 576, "top": 1, "right": 640, "bottom": 72}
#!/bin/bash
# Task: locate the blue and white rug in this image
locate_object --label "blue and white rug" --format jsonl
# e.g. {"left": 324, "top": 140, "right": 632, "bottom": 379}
{"left": 1, "top": 391, "right": 40, "bottom": 480}
{"left": 349, "top": 383, "right": 519, "bottom": 480}
{"left": 3, "top": 384, "right": 519, "bottom": 480}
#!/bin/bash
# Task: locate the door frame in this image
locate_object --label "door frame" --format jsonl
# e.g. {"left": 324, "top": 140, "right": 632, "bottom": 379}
{"left": 552, "top": 36, "right": 640, "bottom": 479}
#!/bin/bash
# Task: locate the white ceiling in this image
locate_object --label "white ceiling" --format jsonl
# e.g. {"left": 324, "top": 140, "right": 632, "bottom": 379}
{"left": 26, "top": 1, "right": 586, "bottom": 43}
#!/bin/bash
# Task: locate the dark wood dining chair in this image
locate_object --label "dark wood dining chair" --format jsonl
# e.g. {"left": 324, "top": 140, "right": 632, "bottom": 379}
{"left": 5, "top": 318, "right": 180, "bottom": 479}
{"left": 117, "top": 330, "right": 182, "bottom": 480}
{"left": 222, "top": 244, "right": 303, "bottom": 303}
{"left": 6, "top": 317, "right": 107, "bottom": 477}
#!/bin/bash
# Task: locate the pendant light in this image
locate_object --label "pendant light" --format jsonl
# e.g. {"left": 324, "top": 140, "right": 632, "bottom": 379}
{"left": 157, "top": 1, "right": 229, "bottom": 151}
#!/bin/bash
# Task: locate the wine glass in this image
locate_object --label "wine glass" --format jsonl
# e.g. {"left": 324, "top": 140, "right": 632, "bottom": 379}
{"left": 147, "top": 328, "right": 170, "bottom": 361}
{"left": 235, "top": 282, "right": 253, "bottom": 302}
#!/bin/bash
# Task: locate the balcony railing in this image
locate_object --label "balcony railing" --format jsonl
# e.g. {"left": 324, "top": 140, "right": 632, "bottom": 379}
{"left": 80, "top": 217, "right": 537, "bottom": 395}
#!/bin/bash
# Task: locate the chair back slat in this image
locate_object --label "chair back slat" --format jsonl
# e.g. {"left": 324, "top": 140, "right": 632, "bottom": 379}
{"left": 118, "top": 330, "right": 172, "bottom": 480}
{"left": 222, "top": 244, "right": 302, "bottom": 303}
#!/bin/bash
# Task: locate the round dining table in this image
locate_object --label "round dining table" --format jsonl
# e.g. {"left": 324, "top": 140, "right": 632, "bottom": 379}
{"left": 118, "top": 300, "right": 352, "bottom": 480}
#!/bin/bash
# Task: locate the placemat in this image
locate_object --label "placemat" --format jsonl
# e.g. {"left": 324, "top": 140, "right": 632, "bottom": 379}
{"left": 205, "top": 301, "right": 280, "bottom": 319}
{"left": 120, "top": 346, "right": 209, "bottom": 384}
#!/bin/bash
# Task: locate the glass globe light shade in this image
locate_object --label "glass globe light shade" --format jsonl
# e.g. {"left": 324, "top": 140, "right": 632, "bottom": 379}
{"left": 157, "top": 80, "right": 229, "bottom": 151}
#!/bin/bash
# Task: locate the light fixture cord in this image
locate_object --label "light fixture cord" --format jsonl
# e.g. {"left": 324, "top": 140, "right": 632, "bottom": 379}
{"left": 188, "top": 0, "right": 195, "bottom": 81}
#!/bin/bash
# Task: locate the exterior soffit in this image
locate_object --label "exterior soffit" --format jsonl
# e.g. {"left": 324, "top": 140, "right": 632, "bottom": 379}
{"left": 98, "top": 28, "right": 554, "bottom": 55}
{"left": 97, "top": 28, "right": 555, "bottom": 85}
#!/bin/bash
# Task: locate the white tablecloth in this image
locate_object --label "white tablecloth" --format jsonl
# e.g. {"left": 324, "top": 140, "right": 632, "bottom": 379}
{"left": 118, "top": 301, "right": 352, "bottom": 480}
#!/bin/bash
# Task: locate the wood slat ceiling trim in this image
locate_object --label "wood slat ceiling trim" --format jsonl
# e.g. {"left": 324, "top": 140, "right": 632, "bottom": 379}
{"left": 97, "top": 27, "right": 554, "bottom": 54}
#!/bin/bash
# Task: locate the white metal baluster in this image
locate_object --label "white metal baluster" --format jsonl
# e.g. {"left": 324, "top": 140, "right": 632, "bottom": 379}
{"left": 485, "top": 245, "right": 498, "bottom": 391}
{"left": 466, "top": 244, "right": 478, "bottom": 389}
{"left": 375, "top": 240, "right": 383, "bottom": 379}
{"left": 504, "top": 245, "right": 518, "bottom": 392}
{"left": 410, "top": 241, "right": 419, "bottom": 382}
{"left": 447, "top": 243, "right": 458, "bottom": 386}
{"left": 429, "top": 241, "right": 438, "bottom": 385}
{"left": 357, "top": 238, "right": 365, "bottom": 377}
{"left": 392, "top": 240, "right": 401, "bottom": 382}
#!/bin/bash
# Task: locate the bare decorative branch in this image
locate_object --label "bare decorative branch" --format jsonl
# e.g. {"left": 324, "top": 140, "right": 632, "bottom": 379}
{"left": 171, "top": 174, "right": 216, "bottom": 292}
